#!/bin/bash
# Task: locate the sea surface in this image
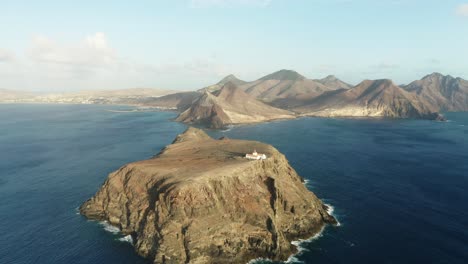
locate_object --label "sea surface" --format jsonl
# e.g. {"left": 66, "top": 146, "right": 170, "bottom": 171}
{"left": 0, "top": 104, "right": 467, "bottom": 264}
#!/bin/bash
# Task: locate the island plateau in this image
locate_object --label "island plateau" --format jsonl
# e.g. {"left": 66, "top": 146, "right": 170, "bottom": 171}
{"left": 80, "top": 127, "right": 337, "bottom": 263}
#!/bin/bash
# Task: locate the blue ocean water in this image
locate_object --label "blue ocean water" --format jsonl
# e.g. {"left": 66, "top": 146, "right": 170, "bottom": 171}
{"left": 0, "top": 104, "right": 467, "bottom": 264}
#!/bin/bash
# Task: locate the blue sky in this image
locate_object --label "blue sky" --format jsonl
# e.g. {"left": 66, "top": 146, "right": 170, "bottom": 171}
{"left": 0, "top": 0, "right": 467, "bottom": 91}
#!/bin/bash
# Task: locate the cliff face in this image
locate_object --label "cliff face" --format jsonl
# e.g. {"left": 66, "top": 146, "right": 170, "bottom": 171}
{"left": 80, "top": 128, "right": 336, "bottom": 264}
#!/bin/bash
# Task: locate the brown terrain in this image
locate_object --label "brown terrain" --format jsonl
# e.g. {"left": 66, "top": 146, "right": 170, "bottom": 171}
{"left": 293, "top": 79, "right": 444, "bottom": 120}
{"left": 313, "top": 75, "right": 352, "bottom": 90}
{"left": 80, "top": 127, "right": 337, "bottom": 264}
{"left": 198, "top": 74, "right": 247, "bottom": 93}
{"left": 238, "top": 70, "right": 336, "bottom": 105}
{"left": 136, "top": 91, "right": 201, "bottom": 111}
{"left": 4, "top": 70, "right": 466, "bottom": 126}
{"left": 176, "top": 82, "right": 295, "bottom": 128}
{"left": 403, "top": 72, "right": 468, "bottom": 111}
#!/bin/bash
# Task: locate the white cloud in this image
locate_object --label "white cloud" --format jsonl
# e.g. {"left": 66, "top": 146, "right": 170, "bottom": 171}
{"left": 0, "top": 49, "right": 15, "bottom": 62}
{"left": 189, "top": 0, "right": 271, "bottom": 8}
{"left": 0, "top": 32, "right": 240, "bottom": 91}
{"left": 28, "top": 32, "right": 117, "bottom": 67}
{"left": 456, "top": 3, "right": 468, "bottom": 17}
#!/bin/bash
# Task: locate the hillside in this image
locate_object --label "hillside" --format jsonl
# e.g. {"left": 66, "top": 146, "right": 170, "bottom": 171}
{"left": 314, "top": 75, "right": 352, "bottom": 90}
{"left": 176, "top": 82, "right": 295, "bottom": 128}
{"left": 403, "top": 73, "right": 468, "bottom": 111}
{"left": 293, "top": 79, "right": 444, "bottom": 120}
{"left": 238, "top": 70, "right": 337, "bottom": 104}
{"left": 136, "top": 91, "right": 201, "bottom": 111}
{"left": 197, "top": 74, "right": 247, "bottom": 93}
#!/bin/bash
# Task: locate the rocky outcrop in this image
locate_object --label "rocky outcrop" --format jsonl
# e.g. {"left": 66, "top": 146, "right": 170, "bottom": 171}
{"left": 293, "top": 79, "right": 445, "bottom": 120}
{"left": 80, "top": 127, "right": 336, "bottom": 264}
{"left": 176, "top": 82, "right": 295, "bottom": 129}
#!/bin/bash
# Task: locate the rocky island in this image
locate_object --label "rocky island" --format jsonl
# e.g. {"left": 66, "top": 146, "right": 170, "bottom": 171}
{"left": 80, "top": 127, "right": 337, "bottom": 263}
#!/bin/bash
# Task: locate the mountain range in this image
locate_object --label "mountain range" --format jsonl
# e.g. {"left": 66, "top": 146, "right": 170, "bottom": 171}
{"left": 2, "top": 70, "right": 467, "bottom": 128}
{"left": 172, "top": 70, "right": 460, "bottom": 127}
{"left": 403, "top": 73, "right": 468, "bottom": 112}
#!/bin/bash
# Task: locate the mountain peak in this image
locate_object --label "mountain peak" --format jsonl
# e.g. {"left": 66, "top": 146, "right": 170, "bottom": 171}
{"left": 217, "top": 74, "right": 246, "bottom": 86}
{"left": 259, "top": 69, "right": 306, "bottom": 81}
{"left": 172, "top": 127, "right": 211, "bottom": 144}
{"left": 357, "top": 79, "right": 396, "bottom": 89}
{"left": 422, "top": 72, "right": 452, "bottom": 80}
{"left": 214, "top": 81, "right": 250, "bottom": 102}
{"left": 322, "top": 75, "right": 338, "bottom": 81}
{"left": 315, "top": 75, "right": 352, "bottom": 89}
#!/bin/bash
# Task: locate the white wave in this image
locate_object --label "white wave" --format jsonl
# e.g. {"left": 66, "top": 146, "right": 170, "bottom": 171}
{"left": 324, "top": 203, "right": 341, "bottom": 226}
{"left": 119, "top": 235, "right": 134, "bottom": 244}
{"left": 99, "top": 221, "right": 121, "bottom": 234}
{"left": 222, "top": 125, "right": 233, "bottom": 132}
{"left": 303, "top": 179, "right": 310, "bottom": 185}
{"left": 285, "top": 256, "right": 304, "bottom": 264}
{"left": 291, "top": 225, "right": 325, "bottom": 250}
{"left": 74, "top": 207, "right": 80, "bottom": 215}
{"left": 249, "top": 203, "right": 341, "bottom": 264}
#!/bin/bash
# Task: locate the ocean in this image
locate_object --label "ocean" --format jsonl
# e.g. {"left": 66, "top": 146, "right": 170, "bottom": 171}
{"left": 0, "top": 104, "right": 467, "bottom": 264}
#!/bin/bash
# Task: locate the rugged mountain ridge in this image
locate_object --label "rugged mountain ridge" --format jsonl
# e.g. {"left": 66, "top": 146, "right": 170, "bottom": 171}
{"left": 80, "top": 127, "right": 337, "bottom": 264}
{"left": 198, "top": 74, "right": 247, "bottom": 93}
{"left": 403, "top": 73, "right": 468, "bottom": 111}
{"left": 238, "top": 69, "right": 336, "bottom": 103}
{"left": 293, "top": 79, "right": 444, "bottom": 120}
{"left": 176, "top": 82, "right": 295, "bottom": 128}
{"left": 314, "top": 75, "right": 352, "bottom": 90}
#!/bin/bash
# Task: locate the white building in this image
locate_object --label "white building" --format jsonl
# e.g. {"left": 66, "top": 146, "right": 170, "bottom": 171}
{"left": 245, "top": 150, "right": 267, "bottom": 160}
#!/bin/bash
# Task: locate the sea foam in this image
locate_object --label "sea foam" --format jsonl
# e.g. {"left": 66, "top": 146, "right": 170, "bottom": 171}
{"left": 99, "top": 221, "right": 121, "bottom": 234}
{"left": 324, "top": 203, "right": 341, "bottom": 226}
{"left": 119, "top": 235, "right": 134, "bottom": 244}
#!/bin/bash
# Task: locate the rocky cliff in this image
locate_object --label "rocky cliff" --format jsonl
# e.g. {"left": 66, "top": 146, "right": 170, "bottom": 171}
{"left": 80, "top": 127, "right": 336, "bottom": 264}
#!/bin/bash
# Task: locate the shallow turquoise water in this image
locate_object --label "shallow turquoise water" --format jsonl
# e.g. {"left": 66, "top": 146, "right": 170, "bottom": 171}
{"left": 0, "top": 104, "right": 467, "bottom": 264}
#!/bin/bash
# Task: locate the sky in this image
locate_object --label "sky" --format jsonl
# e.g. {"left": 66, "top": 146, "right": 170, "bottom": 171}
{"left": 0, "top": 0, "right": 467, "bottom": 92}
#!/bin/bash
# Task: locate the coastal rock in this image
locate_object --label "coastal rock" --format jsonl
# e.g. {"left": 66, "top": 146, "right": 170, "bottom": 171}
{"left": 80, "top": 127, "right": 336, "bottom": 263}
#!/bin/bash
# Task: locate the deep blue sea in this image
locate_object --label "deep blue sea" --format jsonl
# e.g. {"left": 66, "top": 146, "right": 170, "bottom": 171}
{"left": 0, "top": 104, "right": 467, "bottom": 264}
